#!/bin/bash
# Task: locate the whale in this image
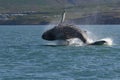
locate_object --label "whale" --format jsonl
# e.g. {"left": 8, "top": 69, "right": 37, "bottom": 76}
{"left": 42, "top": 24, "right": 107, "bottom": 45}
{"left": 42, "top": 24, "right": 90, "bottom": 44}
{"left": 41, "top": 10, "right": 107, "bottom": 46}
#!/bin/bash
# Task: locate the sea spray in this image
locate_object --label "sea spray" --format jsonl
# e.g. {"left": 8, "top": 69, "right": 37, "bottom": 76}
{"left": 44, "top": 38, "right": 84, "bottom": 46}
{"left": 67, "top": 38, "right": 84, "bottom": 46}
{"left": 101, "top": 38, "right": 113, "bottom": 46}
{"left": 81, "top": 28, "right": 114, "bottom": 46}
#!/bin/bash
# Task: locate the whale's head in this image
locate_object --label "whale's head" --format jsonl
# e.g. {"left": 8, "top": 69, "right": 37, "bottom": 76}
{"left": 42, "top": 28, "right": 56, "bottom": 41}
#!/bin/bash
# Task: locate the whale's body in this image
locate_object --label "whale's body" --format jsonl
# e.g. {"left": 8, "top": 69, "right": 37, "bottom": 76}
{"left": 42, "top": 24, "right": 90, "bottom": 44}
{"left": 42, "top": 24, "right": 107, "bottom": 45}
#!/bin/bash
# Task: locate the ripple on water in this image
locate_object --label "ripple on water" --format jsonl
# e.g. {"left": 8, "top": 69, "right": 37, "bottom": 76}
{"left": 0, "top": 25, "right": 120, "bottom": 80}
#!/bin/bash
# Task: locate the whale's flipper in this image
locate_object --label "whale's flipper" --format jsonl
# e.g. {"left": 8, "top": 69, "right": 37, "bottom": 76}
{"left": 89, "top": 40, "right": 107, "bottom": 45}
{"left": 60, "top": 10, "right": 66, "bottom": 24}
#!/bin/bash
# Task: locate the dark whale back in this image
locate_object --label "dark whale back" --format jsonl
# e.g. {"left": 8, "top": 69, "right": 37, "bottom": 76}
{"left": 42, "top": 24, "right": 89, "bottom": 43}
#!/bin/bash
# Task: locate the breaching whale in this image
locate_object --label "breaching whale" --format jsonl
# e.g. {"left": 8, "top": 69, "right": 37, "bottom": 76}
{"left": 41, "top": 10, "right": 107, "bottom": 45}
{"left": 42, "top": 24, "right": 90, "bottom": 44}
{"left": 42, "top": 24, "right": 107, "bottom": 45}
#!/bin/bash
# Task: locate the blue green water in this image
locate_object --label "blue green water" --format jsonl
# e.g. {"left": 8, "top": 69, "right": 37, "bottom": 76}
{"left": 0, "top": 25, "right": 120, "bottom": 80}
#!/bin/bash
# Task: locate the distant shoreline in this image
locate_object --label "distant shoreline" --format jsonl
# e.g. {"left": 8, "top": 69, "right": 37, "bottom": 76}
{"left": 0, "top": 12, "right": 120, "bottom": 25}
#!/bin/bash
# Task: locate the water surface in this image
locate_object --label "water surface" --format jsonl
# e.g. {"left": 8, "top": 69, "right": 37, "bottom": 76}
{"left": 0, "top": 25, "right": 120, "bottom": 80}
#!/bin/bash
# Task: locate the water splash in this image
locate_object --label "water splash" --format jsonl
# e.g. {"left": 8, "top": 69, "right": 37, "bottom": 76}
{"left": 58, "top": 35, "right": 114, "bottom": 46}
{"left": 67, "top": 38, "right": 84, "bottom": 46}
{"left": 63, "top": 38, "right": 113, "bottom": 46}
{"left": 44, "top": 38, "right": 84, "bottom": 46}
{"left": 43, "top": 37, "right": 113, "bottom": 46}
{"left": 100, "top": 38, "right": 113, "bottom": 46}
{"left": 85, "top": 29, "right": 114, "bottom": 46}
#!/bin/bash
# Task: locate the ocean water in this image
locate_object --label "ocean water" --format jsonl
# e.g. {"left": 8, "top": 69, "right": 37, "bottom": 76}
{"left": 0, "top": 25, "right": 120, "bottom": 80}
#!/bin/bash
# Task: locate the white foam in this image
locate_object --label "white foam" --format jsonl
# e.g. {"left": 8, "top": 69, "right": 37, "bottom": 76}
{"left": 44, "top": 38, "right": 113, "bottom": 46}
{"left": 101, "top": 38, "right": 113, "bottom": 46}
{"left": 84, "top": 29, "right": 114, "bottom": 46}
{"left": 67, "top": 38, "right": 84, "bottom": 46}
